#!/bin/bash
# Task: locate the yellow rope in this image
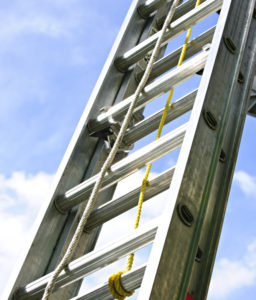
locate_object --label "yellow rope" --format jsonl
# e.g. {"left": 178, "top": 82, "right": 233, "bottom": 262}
{"left": 108, "top": 0, "right": 201, "bottom": 298}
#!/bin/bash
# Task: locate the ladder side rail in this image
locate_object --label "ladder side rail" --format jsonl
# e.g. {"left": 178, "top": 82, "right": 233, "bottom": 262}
{"left": 4, "top": 0, "right": 150, "bottom": 298}
{"left": 138, "top": 0, "right": 256, "bottom": 299}
{"left": 187, "top": 14, "right": 256, "bottom": 299}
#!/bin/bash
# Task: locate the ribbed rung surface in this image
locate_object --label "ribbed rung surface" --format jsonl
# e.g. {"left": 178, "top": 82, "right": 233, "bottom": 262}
{"left": 85, "top": 166, "right": 175, "bottom": 232}
{"left": 88, "top": 51, "right": 208, "bottom": 134}
{"left": 15, "top": 220, "right": 158, "bottom": 300}
{"left": 55, "top": 123, "right": 187, "bottom": 213}
{"left": 135, "top": 26, "right": 215, "bottom": 82}
{"left": 115, "top": 0, "right": 222, "bottom": 71}
{"left": 123, "top": 89, "right": 197, "bottom": 145}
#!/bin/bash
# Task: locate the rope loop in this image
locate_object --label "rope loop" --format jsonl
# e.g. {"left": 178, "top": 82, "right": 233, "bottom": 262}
{"left": 108, "top": 271, "right": 134, "bottom": 300}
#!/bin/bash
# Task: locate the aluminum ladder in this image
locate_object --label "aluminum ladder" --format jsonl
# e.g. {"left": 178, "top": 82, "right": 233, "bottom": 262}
{"left": 4, "top": 0, "right": 256, "bottom": 299}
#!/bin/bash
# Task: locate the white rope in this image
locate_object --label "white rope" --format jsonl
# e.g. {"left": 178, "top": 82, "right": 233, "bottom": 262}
{"left": 42, "top": 1, "right": 180, "bottom": 298}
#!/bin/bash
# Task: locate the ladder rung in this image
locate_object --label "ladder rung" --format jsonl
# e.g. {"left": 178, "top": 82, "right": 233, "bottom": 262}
{"left": 115, "top": 0, "right": 222, "bottom": 71}
{"left": 156, "top": 0, "right": 208, "bottom": 28}
{"left": 16, "top": 221, "right": 158, "bottom": 300}
{"left": 137, "top": 0, "right": 207, "bottom": 20}
{"left": 123, "top": 89, "right": 197, "bottom": 145}
{"left": 88, "top": 50, "right": 207, "bottom": 135}
{"left": 71, "top": 264, "right": 146, "bottom": 300}
{"left": 136, "top": 26, "right": 215, "bottom": 82}
{"left": 55, "top": 123, "right": 187, "bottom": 213}
{"left": 85, "top": 167, "right": 175, "bottom": 232}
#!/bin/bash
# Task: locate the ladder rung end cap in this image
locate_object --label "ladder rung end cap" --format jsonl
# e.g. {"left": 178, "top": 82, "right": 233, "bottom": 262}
{"left": 114, "top": 56, "right": 129, "bottom": 73}
{"left": 54, "top": 196, "right": 69, "bottom": 214}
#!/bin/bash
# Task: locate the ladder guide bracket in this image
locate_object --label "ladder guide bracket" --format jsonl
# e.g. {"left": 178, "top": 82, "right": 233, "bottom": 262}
{"left": 88, "top": 110, "right": 145, "bottom": 152}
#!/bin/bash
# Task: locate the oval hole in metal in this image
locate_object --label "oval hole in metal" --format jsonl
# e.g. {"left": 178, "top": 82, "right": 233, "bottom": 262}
{"left": 177, "top": 204, "right": 194, "bottom": 227}
{"left": 195, "top": 247, "right": 203, "bottom": 262}
{"left": 203, "top": 110, "right": 217, "bottom": 130}
{"left": 223, "top": 36, "right": 236, "bottom": 54}
{"left": 238, "top": 72, "right": 244, "bottom": 84}
{"left": 219, "top": 149, "right": 226, "bottom": 163}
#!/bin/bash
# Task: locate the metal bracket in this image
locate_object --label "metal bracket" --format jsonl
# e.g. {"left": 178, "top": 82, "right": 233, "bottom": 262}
{"left": 104, "top": 117, "right": 134, "bottom": 153}
{"left": 88, "top": 107, "right": 144, "bottom": 152}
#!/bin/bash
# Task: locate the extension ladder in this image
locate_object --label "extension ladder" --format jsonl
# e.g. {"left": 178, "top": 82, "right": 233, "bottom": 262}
{"left": 4, "top": 0, "right": 256, "bottom": 299}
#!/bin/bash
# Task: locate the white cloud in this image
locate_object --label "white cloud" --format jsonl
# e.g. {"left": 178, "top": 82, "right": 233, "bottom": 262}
{"left": 0, "top": 171, "right": 53, "bottom": 210}
{"left": 0, "top": 1, "right": 118, "bottom": 45}
{"left": 0, "top": 1, "right": 82, "bottom": 40}
{"left": 0, "top": 171, "right": 54, "bottom": 294}
{"left": 209, "top": 259, "right": 255, "bottom": 298}
{"left": 0, "top": 15, "right": 68, "bottom": 39}
{"left": 209, "top": 239, "right": 256, "bottom": 299}
{"left": 234, "top": 171, "right": 256, "bottom": 197}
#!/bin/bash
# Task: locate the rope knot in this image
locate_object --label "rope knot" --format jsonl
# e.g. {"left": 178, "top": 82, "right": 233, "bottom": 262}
{"left": 108, "top": 271, "right": 134, "bottom": 299}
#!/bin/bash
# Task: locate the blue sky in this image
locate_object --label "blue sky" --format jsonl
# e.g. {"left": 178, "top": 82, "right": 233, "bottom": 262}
{"left": 0, "top": 1, "right": 256, "bottom": 299}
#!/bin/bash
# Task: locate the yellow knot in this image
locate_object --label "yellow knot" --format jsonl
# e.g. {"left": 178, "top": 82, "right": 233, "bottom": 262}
{"left": 108, "top": 271, "right": 134, "bottom": 299}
